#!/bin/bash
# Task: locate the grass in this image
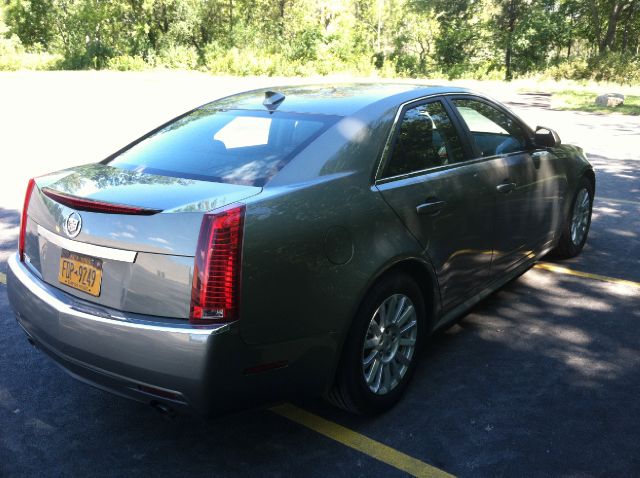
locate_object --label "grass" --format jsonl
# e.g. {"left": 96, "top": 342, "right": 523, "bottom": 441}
{"left": 551, "top": 89, "right": 640, "bottom": 115}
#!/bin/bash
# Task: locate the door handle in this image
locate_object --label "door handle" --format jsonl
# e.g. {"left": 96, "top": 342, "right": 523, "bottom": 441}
{"left": 416, "top": 199, "right": 446, "bottom": 215}
{"left": 496, "top": 182, "right": 516, "bottom": 194}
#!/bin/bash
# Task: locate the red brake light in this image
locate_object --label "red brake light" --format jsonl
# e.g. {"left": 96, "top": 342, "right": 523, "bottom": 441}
{"left": 190, "top": 204, "right": 245, "bottom": 324}
{"left": 41, "top": 188, "right": 161, "bottom": 215}
{"left": 19, "top": 178, "right": 36, "bottom": 262}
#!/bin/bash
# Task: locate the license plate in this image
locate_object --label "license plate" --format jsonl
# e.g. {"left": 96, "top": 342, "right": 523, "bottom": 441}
{"left": 58, "top": 250, "right": 103, "bottom": 297}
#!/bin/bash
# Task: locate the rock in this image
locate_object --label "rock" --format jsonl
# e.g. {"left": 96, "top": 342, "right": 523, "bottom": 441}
{"left": 595, "top": 93, "right": 625, "bottom": 107}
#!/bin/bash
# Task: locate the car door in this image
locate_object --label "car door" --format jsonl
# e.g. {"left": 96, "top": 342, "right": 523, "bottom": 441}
{"left": 447, "top": 96, "right": 565, "bottom": 278}
{"left": 375, "top": 98, "right": 501, "bottom": 310}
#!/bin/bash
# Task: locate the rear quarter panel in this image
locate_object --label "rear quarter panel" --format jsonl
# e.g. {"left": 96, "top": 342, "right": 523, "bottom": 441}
{"left": 240, "top": 175, "right": 425, "bottom": 346}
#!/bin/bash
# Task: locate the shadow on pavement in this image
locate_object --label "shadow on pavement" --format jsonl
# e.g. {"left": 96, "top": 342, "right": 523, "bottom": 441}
{"left": 589, "top": 154, "right": 640, "bottom": 193}
{"left": 560, "top": 154, "right": 640, "bottom": 282}
{"left": 301, "top": 267, "right": 639, "bottom": 476}
{"left": 504, "top": 92, "right": 552, "bottom": 110}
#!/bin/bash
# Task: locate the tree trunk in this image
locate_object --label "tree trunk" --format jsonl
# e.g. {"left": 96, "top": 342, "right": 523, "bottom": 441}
{"left": 376, "top": 0, "right": 382, "bottom": 53}
{"left": 567, "top": 13, "right": 574, "bottom": 58}
{"left": 504, "top": 0, "right": 517, "bottom": 81}
{"left": 599, "top": 1, "right": 626, "bottom": 54}
{"left": 277, "top": 0, "right": 286, "bottom": 37}
{"left": 589, "top": 0, "right": 603, "bottom": 50}
{"left": 621, "top": 2, "right": 637, "bottom": 52}
{"left": 505, "top": 39, "right": 512, "bottom": 80}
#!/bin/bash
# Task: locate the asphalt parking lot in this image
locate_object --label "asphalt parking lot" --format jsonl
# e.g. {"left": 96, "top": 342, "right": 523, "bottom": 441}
{"left": 1, "top": 72, "right": 639, "bottom": 477}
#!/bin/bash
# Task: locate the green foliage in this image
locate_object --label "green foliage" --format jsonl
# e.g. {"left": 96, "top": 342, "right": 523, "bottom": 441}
{"left": 5, "top": 0, "right": 56, "bottom": 49}
{"left": 203, "top": 42, "right": 375, "bottom": 77}
{"left": 0, "top": 33, "right": 26, "bottom": 70}
{"left": 587, "top": 53, "right": 640, "bottom": 84}
{"left": 106, "top": 54, "right": 149, "bottom": 71}
{"left": 544, "top": 58, "right": 590, "bottom": 81}
{"left": 157, "top": 45, "right": 199, "bottom": 69}
{"left": 204, "top": 46, "right": 284, "bottom": 76}
{"left": 0, "top": 3, "right": 61, "bottom": 70}
{"left": 1, "top": 0, "right": 640, "bottom": 81}
{"left": 543, "top": 53, "right": 640, "bottom": 84}
{"left": 552, "top": 89, "right": 640, "bottom": 115}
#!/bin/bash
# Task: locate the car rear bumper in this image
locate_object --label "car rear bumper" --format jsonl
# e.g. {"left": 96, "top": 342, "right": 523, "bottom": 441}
{"left": 6, "top": 253, "right": 250, "bottom": 414}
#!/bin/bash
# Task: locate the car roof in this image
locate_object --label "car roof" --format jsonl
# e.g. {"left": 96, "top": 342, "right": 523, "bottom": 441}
{"left": 206, "top": 83, "right": 474, "bottom": 116}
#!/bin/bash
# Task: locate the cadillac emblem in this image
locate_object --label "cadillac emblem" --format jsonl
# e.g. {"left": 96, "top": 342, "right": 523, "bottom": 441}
{"left": 64, "top": 212, "right": 82, "bottom": 238}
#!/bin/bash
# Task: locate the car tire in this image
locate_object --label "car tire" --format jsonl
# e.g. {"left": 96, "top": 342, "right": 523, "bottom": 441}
{"left": 553, "top": 176, "right": 594, "bottom": 259}
{"left": 326, "top": 272, "right": 426, "bottom": 415}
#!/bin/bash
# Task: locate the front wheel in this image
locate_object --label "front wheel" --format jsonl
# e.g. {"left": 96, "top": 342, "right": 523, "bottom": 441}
{"left": 326, "top": 273, "right": 426, "bottom": 415}
{"left": 553, "top": 176, "right": 594, "bottom": 258}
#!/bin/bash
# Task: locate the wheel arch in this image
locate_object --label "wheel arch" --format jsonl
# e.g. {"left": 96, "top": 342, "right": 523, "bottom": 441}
{"left": 352, "top": 256, "right": 440, "bottom": 335}
{"left": 387, "top": 259, "right": 440, "bottom": 327}
{"left": 324, "top": 255, "right": 440, "bottom": 394}
{"left": 560, "top": 165, "right": 596, "bottom": 228}
{"left": 583, "top": 167, "right": 596, "bottom": 193}
{"left": 553, "top": 166, "right": 596, "bottom": 259}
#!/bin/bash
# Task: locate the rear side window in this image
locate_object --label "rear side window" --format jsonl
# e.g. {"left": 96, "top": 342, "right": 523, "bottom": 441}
{"left": 451, "top": 98, "right": 528, "bottom": 157}
{"left": 107, "top": 109, "right": 339, "bottom": 187}
{"left": 383, "top": 100, "right": 465, "bottom": 178}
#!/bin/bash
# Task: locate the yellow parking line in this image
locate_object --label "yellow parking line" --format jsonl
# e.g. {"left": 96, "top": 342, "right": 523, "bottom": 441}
{"left": 534, "top": 262, "right": 640, "bottom": 289}
{"left": 0, "top": 272, "right": 6, "bottom": 285}
{"left": 270, "top": 403, "right": 454, "bottom": 478}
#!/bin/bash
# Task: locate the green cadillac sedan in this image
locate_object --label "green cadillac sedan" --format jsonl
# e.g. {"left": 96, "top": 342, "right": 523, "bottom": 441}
{"left": 8, "top": 84, "right": 594, "bottom": 415}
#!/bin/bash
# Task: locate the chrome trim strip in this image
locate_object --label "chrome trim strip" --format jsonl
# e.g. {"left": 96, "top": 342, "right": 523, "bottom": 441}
{"left": 9, "top": 254, "right": 221, "bottom": 336}
{"left": 373, "top": 91, "right": 515, "bottom": 184}
{"left": 375, "top": 156, "right": 489, "bottom": 185}
{"left": 37, "top": 225, "right": 138, "bottom": 263}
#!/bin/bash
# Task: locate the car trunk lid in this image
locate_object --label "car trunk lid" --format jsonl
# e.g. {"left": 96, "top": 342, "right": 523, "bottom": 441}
{"left": 22, "top": 164, "right": 261, "bottom": 318}
{"left": 31, "top": 163, "right": 261, "bottom": 256}
{"left": 40, "top": 163, "right": 262, "bottom": 215}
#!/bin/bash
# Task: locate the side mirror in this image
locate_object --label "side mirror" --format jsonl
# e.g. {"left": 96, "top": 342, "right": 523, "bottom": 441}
{"left": 534, "top": 126, "right": 561, "bottom": 148}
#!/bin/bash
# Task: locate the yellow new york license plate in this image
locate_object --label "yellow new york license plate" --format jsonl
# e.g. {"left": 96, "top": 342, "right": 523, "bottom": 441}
{"left": 58, "top": 250, "right": 103, "bottom": 297}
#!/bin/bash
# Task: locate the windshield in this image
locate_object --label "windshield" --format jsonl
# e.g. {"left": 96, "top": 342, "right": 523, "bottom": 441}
{"left": 107, "top": 108, "right": 340, "bottom": 187}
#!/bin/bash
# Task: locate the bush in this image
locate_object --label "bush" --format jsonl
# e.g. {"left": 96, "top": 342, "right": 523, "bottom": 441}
{"left": 449, "top": 62, "right": 506, "bottom": 81}
{"left": 204, "top": 45, "right": 282, "bottom": 76}
{"left": 0, "top": 34, "right": 23, "bottom": 70}
{"left": 203, "top": 42, "right": 376, "bottom": 77}
{"left": 543, "top": 54, "right": 640, "bottom": 84}
{"left": 587, "top": 53, "right": 640, "bottom": 84}
{"left": 0, "top": 33, "right": 61, "bottom": 70}
{"left": 544, "top": 58, "right": 589, "bottom": 81}
{"left": 156, "top": 45, "right": 199, "bottom": 70}
{"left": 106, "top": 54, "right": 149, "bottom": 71}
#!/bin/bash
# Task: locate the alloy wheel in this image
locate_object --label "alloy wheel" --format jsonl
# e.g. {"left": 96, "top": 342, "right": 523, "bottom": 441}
{"left": 362, "top": 294, "right": 417, "bottom": 395}
{"left": 571, "top": 187, "right": 591, "bottom": 246}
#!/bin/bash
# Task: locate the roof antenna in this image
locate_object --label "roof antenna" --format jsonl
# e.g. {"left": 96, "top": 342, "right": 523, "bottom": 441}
{"left": 263, "top": 91, "right": 286, "bottom": 112}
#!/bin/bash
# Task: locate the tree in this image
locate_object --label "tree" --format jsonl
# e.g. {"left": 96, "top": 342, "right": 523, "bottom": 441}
{"left": 586, "top": 0, "right": 639, "bottom": 54}
{"left": 5, "top": 0, "right": 57, "bottom": 48}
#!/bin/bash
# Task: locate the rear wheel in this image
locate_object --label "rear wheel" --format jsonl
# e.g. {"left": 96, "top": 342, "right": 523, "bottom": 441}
{"left": 553, "top": 177, "right": 594, "bottom": 258}
{"left": 327, "top": 273, "right": 426, "bottom": 415}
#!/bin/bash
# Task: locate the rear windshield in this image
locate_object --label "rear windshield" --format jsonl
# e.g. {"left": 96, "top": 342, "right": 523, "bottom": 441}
{"left": 106, "top": 108, "right": 339, "bottom": 187}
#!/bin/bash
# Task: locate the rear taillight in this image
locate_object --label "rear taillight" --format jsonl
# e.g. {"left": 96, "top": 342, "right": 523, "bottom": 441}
{"left": 190, "top": 204, "right": 245, "bottom": 324}
{"left": 19, "top": 178, "right": 36, "bottom": 262}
